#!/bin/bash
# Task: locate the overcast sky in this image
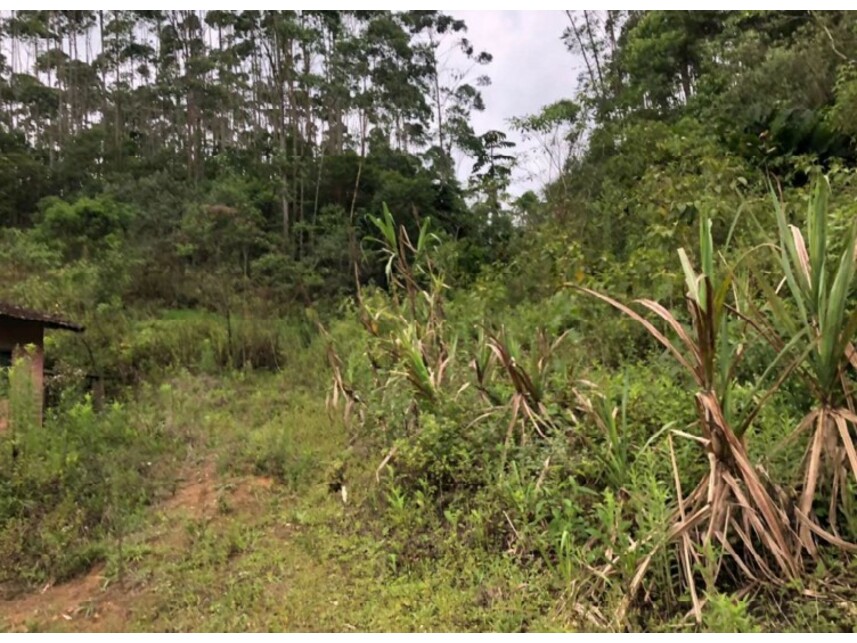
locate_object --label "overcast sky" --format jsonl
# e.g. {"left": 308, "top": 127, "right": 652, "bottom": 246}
{"left": 448, "top": 10, "right": 581, "bottom": 195}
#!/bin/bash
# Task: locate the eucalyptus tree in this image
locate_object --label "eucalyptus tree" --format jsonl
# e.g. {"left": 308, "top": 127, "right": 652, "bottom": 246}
{"left": 404, "top": 11, "right": 491, "bottom": 183}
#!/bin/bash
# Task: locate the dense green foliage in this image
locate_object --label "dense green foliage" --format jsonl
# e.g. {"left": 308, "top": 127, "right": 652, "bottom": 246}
{"left": 0, "top": 9, "right": 512, "bottom": 313}
{"left": 2, "top": 9, "right": 857, "bottom": 632}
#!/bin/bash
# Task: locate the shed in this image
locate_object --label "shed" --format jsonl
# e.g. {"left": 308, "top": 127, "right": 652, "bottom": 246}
{"left": 0, "top": 301, "right": 84, "bottom": 429}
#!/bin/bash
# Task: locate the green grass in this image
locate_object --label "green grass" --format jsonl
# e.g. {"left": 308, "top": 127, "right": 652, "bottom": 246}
{"left": 112, "top": 489, "right": 563, "bottom": 632}
{"left": 3, "top": 352, "right": 857, "bottom": 632}
{"left": 1, "top": 370, "right": 566, "bottom": 632}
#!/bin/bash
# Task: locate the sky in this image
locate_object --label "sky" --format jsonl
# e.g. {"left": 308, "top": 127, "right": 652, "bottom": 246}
{"left": 448, "top": 10, "right": 581, "bottom": 195}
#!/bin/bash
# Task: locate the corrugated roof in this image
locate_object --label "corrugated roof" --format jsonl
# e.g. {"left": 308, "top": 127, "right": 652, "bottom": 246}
{"left": 0, "top": 301, "right": 84, "bottom": 332}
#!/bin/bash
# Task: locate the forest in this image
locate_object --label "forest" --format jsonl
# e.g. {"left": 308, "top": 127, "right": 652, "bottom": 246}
{"left": 1, "top": 9, "right": 857, "bottom": 632}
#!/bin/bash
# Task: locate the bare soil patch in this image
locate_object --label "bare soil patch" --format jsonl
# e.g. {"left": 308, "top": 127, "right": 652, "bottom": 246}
{"left": 0, "top": 462, "right": 276, "bottom": 632}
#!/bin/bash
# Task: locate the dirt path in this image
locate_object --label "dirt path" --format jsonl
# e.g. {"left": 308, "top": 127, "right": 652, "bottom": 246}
{"left": 0, "top": 462, "right": 275, "bottom": 633}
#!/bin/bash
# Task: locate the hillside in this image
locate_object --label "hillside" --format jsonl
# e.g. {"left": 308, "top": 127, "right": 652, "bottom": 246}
{"left": 2, "top": 10, "right": 857, "bottom": 632}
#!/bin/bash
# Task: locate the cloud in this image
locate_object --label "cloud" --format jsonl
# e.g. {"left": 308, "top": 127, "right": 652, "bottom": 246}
{"left": 449, "top": 11, "right": 581, "bottom": 195}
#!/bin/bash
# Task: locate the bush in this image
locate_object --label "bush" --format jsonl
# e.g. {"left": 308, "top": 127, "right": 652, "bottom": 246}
{"left": 0, "top": 393, "right": 175, "bottom": 593}
{"left": 48, "top": 310, "right": 321, "bottom": 392}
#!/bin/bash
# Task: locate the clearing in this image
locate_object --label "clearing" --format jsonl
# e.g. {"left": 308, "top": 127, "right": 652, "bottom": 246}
{"left": 0, "top": 373, "right": 565, "bottom": 633}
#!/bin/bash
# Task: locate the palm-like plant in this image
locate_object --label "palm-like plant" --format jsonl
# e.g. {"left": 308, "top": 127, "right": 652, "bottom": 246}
{"left": 764, "top": 177, "right": 857, "bottom": 554}
{"left": 486, "top": 327, "right": 569, "bottom": 447}
{"left": 367, "top": 203, "right": 437, "bottom": 322}
{"left": 362, "top": 203, "right": 451, "bottom": 389}
{"left": 356, "top": 205, "right": 457, "bottom": 479}
{"left": 575, "top": 376, "right": 631, "bottom": 491}
{"left": 572, "top": 218, "right": 800, "bottom": 621}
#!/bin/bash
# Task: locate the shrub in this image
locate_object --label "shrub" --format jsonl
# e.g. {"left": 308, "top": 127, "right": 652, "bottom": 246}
{"left": 0, "top": 393, "right": 174, "bottom": 592}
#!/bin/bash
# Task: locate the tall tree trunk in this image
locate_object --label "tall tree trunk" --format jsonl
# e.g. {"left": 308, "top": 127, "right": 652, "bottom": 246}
{"left": 566, "top": 12, "right": 599, "bottom": 99}
{"left": 582, "top": 11, "right": 605, "bottom": 96}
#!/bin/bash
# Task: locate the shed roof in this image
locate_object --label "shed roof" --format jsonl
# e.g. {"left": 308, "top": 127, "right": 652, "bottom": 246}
{"left": 0, "top": 301, "right": 84, "bottom": 332}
